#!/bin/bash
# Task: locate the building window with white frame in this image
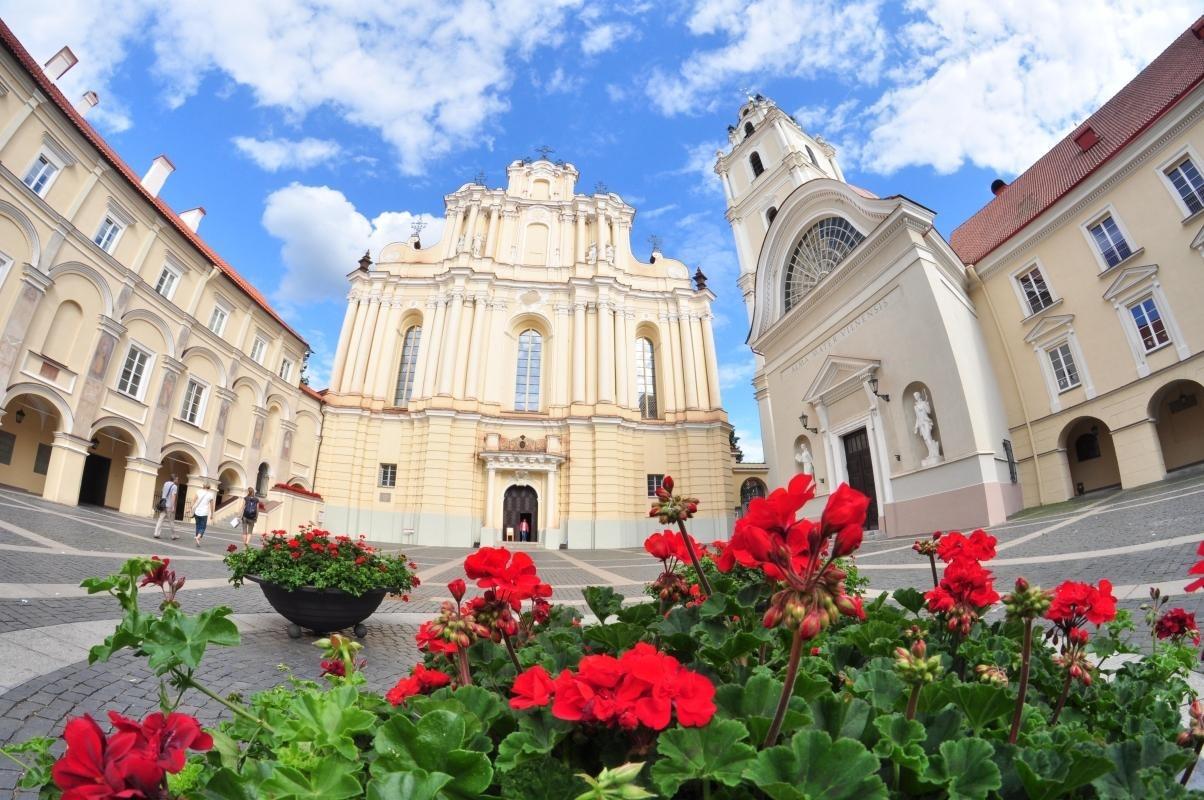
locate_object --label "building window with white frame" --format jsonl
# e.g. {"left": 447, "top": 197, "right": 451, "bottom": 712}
{"left": 1165, "top": 156, "right": 1204, "bottom": 215}
{"left": 250, "top": 336, "right": 267, "bottom": 365}
{"left": 94, "top": 216, "right": 124, "bottom": 254}
{"left": 0, "top": 250, "right": 12, "bottom": 287}
{"left": 22, "top": 154, "right": 59, "bottom": 196}
{"left": 514, "top": 329, "right": 542, "bottom": 411}
{"left": 379, "top": 463, "right": 397, "bottom": 488}
{"left": 1046, "top": 342, "right": 1081, "bottom": 392}
{"left": 1016, "top": 265, "right": 1055, "bottom": 315}
{"left": 1087, "top": 215, "right": 1132, "bottom": 268}
{"left": 646, "top": 473, "right": 665, "bottom": 496}
{"left": 207, "top": 301, "right": 230, "bottom": 336}
{"left": 179, "top": 378, "right": 207, "bottom": 425}
{"left": 635, "top": 337, "right": 658, "bottom": 419}
{"left": 279, "top": 359, "right": 293, "bottom": 382}
{"left": 153, "top": 264, "right": 181, "bottom": 300}
{"left": 1128, "top": 296, "right": 1170, "bottom": 352}
{"left": 115, "top": 344, "right": 152, "bottom": 400}
{"left": 393, "top": 325, "right": 422, "bottom": 405}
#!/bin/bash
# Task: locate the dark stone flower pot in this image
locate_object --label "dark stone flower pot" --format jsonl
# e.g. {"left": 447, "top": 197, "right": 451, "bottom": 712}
{"left": 247, "top": 575, "right": 391, "bottom": 638}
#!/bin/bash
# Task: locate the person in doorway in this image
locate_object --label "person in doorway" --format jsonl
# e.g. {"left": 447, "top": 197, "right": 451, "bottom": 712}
{"left": 153, "top": 475, "right": 179, "bottom": 540}
{"left": 241, "top": 487, "right": 259, "bottom": 548}
{"left": 518, "top": 517, "right": 530, "bottom": 543}
{"left": 192, "top": 482, "right": 216, "bottom": 547}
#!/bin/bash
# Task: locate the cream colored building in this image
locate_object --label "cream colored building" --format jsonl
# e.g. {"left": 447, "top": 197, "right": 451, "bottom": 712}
{"left": 0, "top": 24, "right": 321, "bottom": 520}
{"left": 720, "top": 96, "right": 1020, "bottom": 537}
{"left": 953, "top": 18, "right": 1204, "bottom": 506}
{"left": 314, "top": 158, "right": 735, "bottom": 548}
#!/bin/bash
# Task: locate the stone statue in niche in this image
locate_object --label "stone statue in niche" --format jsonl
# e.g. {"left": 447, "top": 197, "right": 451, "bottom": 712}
{"left": 456, "top": 234, "right": 466, "bottom": 252}
{"left": 794, "top": 441, "right": 814, "bottom": 475}
{"left": 604, "top": 243, "right": 615, "bottom": 264}
{"left": 471, "top": 233, "right": 483, "bottom": 257}
{"left": 586, "top": 241, "right": 597, "bottom": 263}
{"left": 913, "top": 390, "right": 942, "bottom": 466}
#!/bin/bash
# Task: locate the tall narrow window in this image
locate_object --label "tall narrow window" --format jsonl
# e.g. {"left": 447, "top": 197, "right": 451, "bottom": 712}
{"left": 635, "top": 337, "right": 658, "bottom": 419}
{"left": 1016, "top": 265, "right": 1054, "bottom": 314}
{"left": 1087, "top": 215, "right": 1132, "bottom": 268}
{"left": 279, "top": 359, "right": 294, "bottom": 381}
{"left": 154, "top": 265, "right": 180, "bottom": 300}
{"left": 1128, "top": 296, "right": 1170, "bottom": 351}
{"left": 250, "top": 336, "right": 267, "bottom": 364}
{"left": 749, "top": 152, "right": 764, "bottom": 178}
{"left": 393, "top": 325, "right": 422, "bottom": 405}
{"left": 1166, "top": 156, "right": 1204, "bottom": 215}
{"left": 208, "top": 302, "right": 230, "bottom": 336}
{"left": 94, "top": 216, "right": 124, "bottom": 253}
{"left": 805, "top": 145, "right": 818, "bottom": 166}
{"left": 1047, "top": 343, "right": 1080, "bottom": 392}
{"left": 180, "top": 378, "right": 207, "bottom": 425}
{"left": 743, "top": 121, "right": 754, "bottom": 138}
{"left": 766, "top": 206, "right": 778, "bottom": 225}
{"left": 514, "top": 329, "right": 542, "bottom": 411}
{"left": 23, "top": 155, "right": 58, "bottom": 196}
{"left": 116, "top": 344, "right": 151, "bottom": 399}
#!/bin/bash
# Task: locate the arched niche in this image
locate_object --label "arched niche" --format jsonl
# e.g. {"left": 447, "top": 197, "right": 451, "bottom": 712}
{"left": 901, "top": 381, "right": 943, "bottom": 468}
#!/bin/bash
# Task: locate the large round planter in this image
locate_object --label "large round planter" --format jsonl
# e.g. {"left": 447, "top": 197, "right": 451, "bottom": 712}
{"left": 247, "top": 575, "right": 391, "bottom": 638}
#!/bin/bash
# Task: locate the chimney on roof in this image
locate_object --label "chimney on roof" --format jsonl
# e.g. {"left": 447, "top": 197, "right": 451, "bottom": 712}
{"left": 179, "top": 207, "right": 205, "bottom": 232}
{"left": 140, "top": 155, "right": 174, "bottom": 197}
{"left": 1193, "top": 17, "right": 1204, "bottom": 39}
{"left": 1073, "top": 126, "right": 1100, "bottom": 152}
{"left": 990, "top": 179, "right": 1008, "bottom": 196}
{"left": 43, "top": 46, "right": 78, "bottom": 80}
{"left": 77, "top": 91, "right": 99, "bottom": 117}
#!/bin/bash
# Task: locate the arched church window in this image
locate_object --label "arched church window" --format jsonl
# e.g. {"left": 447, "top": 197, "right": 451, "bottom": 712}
{"left": 783, "top": 217, "right": 865, "bottom": 311}
{"left": 514, "top": 329, "right": 542, "bottom": 411}
{"left": 739, "top": 478, "right": 767, "bottom": 513}
{"left": 805, "top": 145, "right": 819, "bottom": 166}
{"left": 766, "top": 206, "right": 778, "bottom": 225}
{"left": 393, "top": 325, "right": 422, "bottom": 405}
{"left": 750, "top": 152, "right": 764, "bottom": 178}
{"left": 743, "top": 121, "right": 755, "bottom": 138}
{"left": 635, "top": 337, "right": 658, "bottom": 419}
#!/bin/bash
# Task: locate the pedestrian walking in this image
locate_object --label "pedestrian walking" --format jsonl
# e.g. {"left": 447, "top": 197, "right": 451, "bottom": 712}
{"left": 192, "top": 482, "right": 216, "bottom": 547}
{"left": 153, "top": 475, "right": 179, "bottom": 540}
{"left": 241, "top": 487, "right": 260, "bottom": 548}
{"left": 519, "top": 517, "right": 530, "bottom": 543}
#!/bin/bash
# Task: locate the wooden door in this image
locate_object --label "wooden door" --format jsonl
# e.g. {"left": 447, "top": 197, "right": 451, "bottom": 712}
{"left": 842, "top": 428, "right": 879, "bottom": 529}
{"left": 502, "top": 485, "right": 539, "bottom": 542}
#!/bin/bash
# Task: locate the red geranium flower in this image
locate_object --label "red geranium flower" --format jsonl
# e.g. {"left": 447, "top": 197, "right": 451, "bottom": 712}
{"left": 386, "top": 663, "right": 452, "bottom": 705}
{"left": 1186, "top": 541, "right": 1204, "bottom": 592}
{"left": 925, "top": 557, "right": 1000, "bottom": 634}
{"left": 822, "top": 483, "right": 871, "bottom": 558}
{"left": 416, "top": 619, "right": 463, "bottom": 655}
{"left": 935, "top": 530, "right": 997, "bottom": 564}
{"left": 464, "top": 547, "right": 543, "bottom": 608}
{"left": 510, "top": 665, "right": 555, "bottom": 710}
{"left": 1155, "top": 608, "right": 1200, "bottom": 645}
{"left": 1046, "top": 580, "right": 1117, "bottom": 627}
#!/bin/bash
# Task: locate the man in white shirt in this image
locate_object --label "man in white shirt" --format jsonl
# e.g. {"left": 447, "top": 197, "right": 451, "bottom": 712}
{"left": 153, "top": 475, "right": 179, "bottom": 540}
{"left": 192, "top": 482, "right": 216, "bottom": 547}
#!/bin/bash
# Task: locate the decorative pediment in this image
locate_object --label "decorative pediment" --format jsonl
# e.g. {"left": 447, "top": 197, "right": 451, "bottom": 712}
{"left": 1191, "top": 221, "right": 1204, "bottom": 251}
{"left": 1023, "top": 314, "right": 1075, "bottom": 344}
{"left": 803, "top": 355, "right": 879, "bottom": 405}
{"left": 1102, "top": 263, "right": 1159, "bottom": 302}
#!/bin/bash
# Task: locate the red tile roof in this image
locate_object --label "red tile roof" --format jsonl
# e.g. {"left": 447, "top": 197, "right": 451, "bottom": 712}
{"left": 950, "top": 16, "right": 1204, "bottom": 265}
{"left": 0, "top": 19, "right": 309, "bottom": 349}
{"left": 300, "top": 384, "right": 325, "bottom": 403}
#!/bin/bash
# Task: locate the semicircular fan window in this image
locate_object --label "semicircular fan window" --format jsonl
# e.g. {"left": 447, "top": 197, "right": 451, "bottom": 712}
{"left": 783, "top": 217, "right": 865, "bottom": 311}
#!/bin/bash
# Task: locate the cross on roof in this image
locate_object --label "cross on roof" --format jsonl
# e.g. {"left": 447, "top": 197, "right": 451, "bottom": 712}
{"left": 594, "top": 181, "right": 608, "bottom": 194}
{"left": 534, "top": 145, "right": 555, "bottom": 160}
{"left": 472, "top": 170, "right": 486, "bottom": 185}
{"left": 647, "top": 234, "right": 662, "bottom": 251}
{"left": 410, "top": 219, "right": 427, "bottom": 236}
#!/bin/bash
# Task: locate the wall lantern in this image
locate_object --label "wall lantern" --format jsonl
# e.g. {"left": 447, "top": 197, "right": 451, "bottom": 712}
{"left": 799, "top": 410, "right": 818, "bottom": 434}
{"left": 869, "top": 376, "right": 890, "bottom": 402}
{"left": 14, "top": 409, "right": 24, "bottom": 424}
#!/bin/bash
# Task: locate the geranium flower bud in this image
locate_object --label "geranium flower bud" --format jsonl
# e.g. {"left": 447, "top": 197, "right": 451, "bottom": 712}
{"left": 799, "top": 610, "right": 824, "bottom": 640}
{"left": 1178, "top": 730, "right": 1194, "bottom": 748}
{"left": 662, "top": 475, "right": 674, "bottom": 493}
{"left": 763, "top": 605, "right": 782, "bottom": 629}
{"left": 447, "top": 578, "right": 467, "bottom": 603}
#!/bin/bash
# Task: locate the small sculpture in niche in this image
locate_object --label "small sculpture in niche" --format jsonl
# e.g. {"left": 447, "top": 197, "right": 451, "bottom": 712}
{"left": 604, "top": 243, "right": 615, "bottom": 264}
{"left": 794, "top": 440, "right": 814, "bottom": 475}
{"left": 471, "top": 233, "right": 483, "bottom": 258}
{"left": 913, "top": 390, "right": 942, "bottom": 466}
{"left": 586, "top": 241, "right": 597, "bottom": 263}
{"left": 456, "top": 234, "right": 466, "bottom": 253}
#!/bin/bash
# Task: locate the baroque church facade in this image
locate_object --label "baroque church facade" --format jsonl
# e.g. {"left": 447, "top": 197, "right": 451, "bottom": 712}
{"left": 313, "top": 159, "right": 735, "bottom": 548}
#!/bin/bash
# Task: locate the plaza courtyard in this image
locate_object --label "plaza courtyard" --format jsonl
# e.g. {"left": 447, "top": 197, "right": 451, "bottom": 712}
{"left": 1, "top": 467, "right": 1203, "bottom": 794}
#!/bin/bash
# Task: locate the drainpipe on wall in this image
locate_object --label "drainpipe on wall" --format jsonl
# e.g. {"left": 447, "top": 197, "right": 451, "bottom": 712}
{"left": 965, "top": 265, "right": 1046, "bottom": 507}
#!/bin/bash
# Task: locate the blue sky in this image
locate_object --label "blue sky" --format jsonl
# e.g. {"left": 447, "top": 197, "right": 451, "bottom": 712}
{"left": 1, "top": 0, "right": 1195, "bottom": 462}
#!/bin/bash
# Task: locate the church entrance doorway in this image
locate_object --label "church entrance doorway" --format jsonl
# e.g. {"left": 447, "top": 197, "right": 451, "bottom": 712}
{"left": 842, "top": 428, "right": 879, "bottom": 529}
{"left": 503, "top": 485, "right": 538, "bottom": 542}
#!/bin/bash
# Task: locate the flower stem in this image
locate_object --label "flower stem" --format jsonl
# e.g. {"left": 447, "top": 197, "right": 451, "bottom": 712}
{"left": 180, "top": 673, "right": 275, "bottom": 735}
{"left": 928, "top": 554, "right": 939, "bottom": 589}
{"left": 762, "top": 626, "right": 804, "bottom": 748}
{"left": 1009, "top": 618, "right": 1034, "bottom": 744}
{"left": 1049, "top": 670, "right": 1073, "bottom": 725}
{"left": 1181, "top": 739, "right": 1204, "bottom": 786}
{"left": 905, "top": 684, "right": 921, "bottom": 721}
{"left": 676, "top": 520, "right": 713, "bottom": 597}
{"left": 501, "top": 630, "right": 522, "bottom": 673}
{"left": 456, "top": 648, "right": 473, "bottom": 686}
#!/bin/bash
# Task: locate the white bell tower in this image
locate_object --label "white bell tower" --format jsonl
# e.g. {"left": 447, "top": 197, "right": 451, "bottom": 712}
{"left": 715, "top": 95, "right": 844, "bottom": 321}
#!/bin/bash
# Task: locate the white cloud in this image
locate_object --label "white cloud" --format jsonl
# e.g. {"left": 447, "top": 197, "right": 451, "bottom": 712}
{"left": 675, "top": 140, "right": 727, "bottom": 196}
{"left": 718, "top": 358, "right": 756, "bottom": 390}
{"left": 581, "top": 22, "right": 636, "bottom": 55}
{"left": 232, "top": 136, "right": 342, "bottom": 171}
{"left": 535, "top": 67, "right": 584, "bottom": 95}
{"left": 733, "top": 427, "right": 764, "bottom": 463}
{"left": 646, "top": 0, "right": 887, "bottom": 115}
{"left": 261, "top": 183, "right": 444, "bottom": 306}
{"left": 640, "top": 203, "right": 679, "bottom": 220}
{"left": 604, "top": 83, "right": 629, "bottom": 103}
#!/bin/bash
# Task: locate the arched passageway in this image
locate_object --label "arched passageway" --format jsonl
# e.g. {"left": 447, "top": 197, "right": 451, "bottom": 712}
{"left": 1150, "top": 380, "right": 1204, "bottom": 472}
{"left": 78, "top": 426, "right": 135, "bottom": 508}
{"left": 1061, "top": 417, "right": 1121, "bottom": 496}
{"left": 156, "top": 451, "right": 198, "bottom": 520}
{"left": 0, "top": 394, "right": 63, "bottom": 498}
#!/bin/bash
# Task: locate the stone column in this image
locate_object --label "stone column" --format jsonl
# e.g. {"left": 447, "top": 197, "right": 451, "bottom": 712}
{"left": 328, "top": 298, "right": 359, "bottom": 393}
{"left": 614, "top": 307, "right": 629, "bottom": 410}
{"left": 552, "top": 304, "right": 571, "bottom": 407}
{"left": 657, "top": 315, "right": 679, "bottom": 413}
{"left": 119, "top": 457, "right": 160, "bottom": 516}
{"left": 349, "top": 297, "right": 382, "bottom": 394}
{"left": 484, "top": 206, "right": 500, "bottom": 259}
{"left": 335, "top": 298, "right": 367, "bottom": 393}
{"left": 368, "top": 300, "right": 404, "bottom": 402}
{"left": 558, "top": 212, "right": 574, "bottom": 267}
{"left": 419, "top": 296, "right": 446, "bottom": 398}
{"left": 437, "top": 291, "right": 465, "bottom": 396}
{"left": 444, "top": 207, "right": 464, "bottom": 258}
{"left": 464, "top": 202, "right": 481, "bottom": 250}
{"left": 720, "top": 171, "right": 734, "bottom": 203}
{"left": 575, "top": 213, "right": 586, "bottom": 263}
{"left": 0, "top": 266, "right": 50, "bottom": 385}
{"left": 454, "top": 294, "right": 482, "bottom": 397}
{"left": 701, "top": 313, "right": 721, "bottom": 410}
{"left": 598, "top": 301, "right": 615, "bottom": 404}
{"left": 572, "top": 302, "right": 587, "bottom": 404}
{"left": 596, "top": 211, "right": 610, "bottom": 257}
{"left": 677, "top": 312, "right": 699, "bottom": 410}
{"left": 41, "top": 432, "right": 91, "bottom": 506}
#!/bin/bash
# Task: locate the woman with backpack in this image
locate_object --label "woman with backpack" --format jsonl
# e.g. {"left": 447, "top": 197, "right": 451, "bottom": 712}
{"left": 241, "top": 487, "right": 260, "bottom": 547}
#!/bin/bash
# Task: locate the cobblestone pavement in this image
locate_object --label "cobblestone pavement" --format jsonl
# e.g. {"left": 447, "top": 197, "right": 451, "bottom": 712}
{"left": 1, "top": 467, "right": 1204, "bottom": 795}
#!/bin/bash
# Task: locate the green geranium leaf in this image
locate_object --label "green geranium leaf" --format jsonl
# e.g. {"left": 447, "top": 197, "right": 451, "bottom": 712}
{"left": 699, "top": 631, "right": 769, "bottom": 667}
{"left": 650, "top": 719, "right": 757, "bottom": 796}
{"left": 1015, "top": 747, "right": 1114, "bottom": 800}
{"left": 496, "top": 713, "right": 570, "bottom": 773}
{"left": 366, "top": 770, "right": 453, "bottom": 800}
{"left": 744, "top": 729, "right": 888, "bottom": 800}
{"left": 616, "top": 602, "right": 657, "bottom": 627}
{"left": 142, "top": 606, "right": 239, "bottom": 673}
{"left": 451, "top": 685, "right": 506, "bottom": 732}
{"left": 872, "top": 714, "right": 928, "bottom": 775}
{"left": 920, "top": 706, "right": 965, "bottom": 755}
{"left": 840, "top": 620, "right": 902, "bottom": 658}
{"left": 259, "top": 756, "right": 362, "bottom": 800}
{"left": 716, "top": 672, "right": 809, "bottom": 743}
{"left": 499, "top": 758, "right": 585, "bottom": 799}
{"left": 892, "top": 587, "right": 926, "bottom": 614}
{"left": 808, "top": 693, "right": 874, "bottom": 744}
{"left": 947, "top": 683, "right": 1012, "bottom": 732}
{"left": 852, "top": 668, "right": 906, "bottom": 712}
{"left": 584, "top": 622, "right": 646, "bottom": 654}
{"left": 372, "top": 710, "right": 493, "bottom": 800}
{"left": 926, "top": 738, "right": 1000, "bottom": 800}
{"left": 583, "top": 586, "right": 624, "bottom": 621}
{"left": 1092, "top": 734, "right": 1194, "bottom": 798}
{"left": 277, "top": 686, "right": 376, "bottom": 761}
{"left": 200, "top": 766, "right": 260, "bottom": 800}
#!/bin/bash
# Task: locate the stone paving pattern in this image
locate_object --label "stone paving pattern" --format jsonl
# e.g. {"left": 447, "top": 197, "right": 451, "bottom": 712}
{"left": 1, "top": 466, "right": 1203, "bottom": 795}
